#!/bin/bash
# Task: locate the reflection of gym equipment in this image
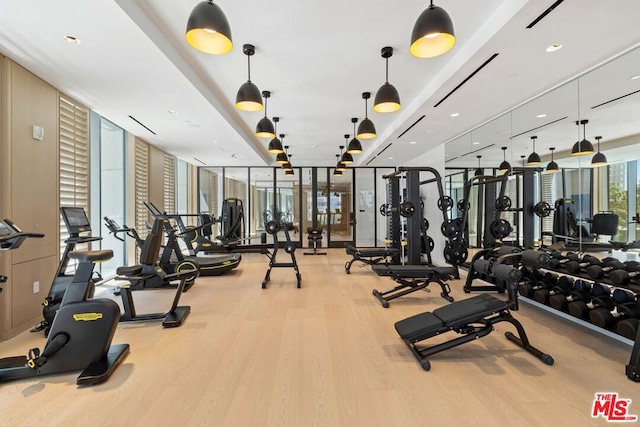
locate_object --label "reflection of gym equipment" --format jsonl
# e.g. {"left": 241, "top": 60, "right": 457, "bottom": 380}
{"left": 0, "top": 218, "right": 129, "bottom": 386}
{"left": 371, "top": 264, "right": 455, "bottom": 308}
{"left": 115, "top": 219, "right": 196, "bottom": 327}
{"left": 304, "top": 227, "right": 326, "bottom": 255}
{"left": 33, "top": 207, "right": 103, "bottom": 336}
{"left": 394, "top": 249, "right": 553, "bottom": 371}
{"left": 262, "top": 220, "right": 301, "bottom": 288}
{"left": 534, "top": 199, "right": 631, "bottom": 251}
{"left": 343, "top": 243, "right": 400, "bottom": 274}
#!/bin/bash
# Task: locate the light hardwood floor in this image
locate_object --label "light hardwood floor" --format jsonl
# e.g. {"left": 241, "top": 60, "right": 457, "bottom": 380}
{"left": 0, "top": 250, "right": 638, "bottom": 426}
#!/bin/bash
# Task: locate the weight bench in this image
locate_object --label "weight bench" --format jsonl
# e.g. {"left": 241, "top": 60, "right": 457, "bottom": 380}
{"left": 304, "top": 227, "right": 326, "bottom": 255}
{"left": 344, "top": 243, "right": 400, "bottom": 274}
{"left": 394, "top": 250, "right": 554, "bottom": 371}
{"left": 371, "top": 264, "right": 456, "bottom": 308}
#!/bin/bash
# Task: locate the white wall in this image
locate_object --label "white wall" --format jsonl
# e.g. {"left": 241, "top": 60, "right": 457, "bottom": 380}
{"left": 402, "top": 144, "right": 447, "bottom": 265}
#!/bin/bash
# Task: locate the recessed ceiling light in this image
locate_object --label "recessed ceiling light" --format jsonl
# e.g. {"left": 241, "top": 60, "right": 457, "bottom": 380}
{"left": 168, "top": 109, "right": 177, "bottom": 115}
{"left": 64, "top": 35, "right": 81, "bottom": 45}
{"left": 410, "top": 141, "right": 417, "bottom": 145}
{"left": 450, "top": 113, "right": 459, "bottom": 117}
{"left": 473, "top": 141, "right": 480, "bottom": 145}
{"left": 631, "top": 75, "right": 640, "bottom": 80}
{"left": 388, "top": 157, "right": 393, "bottom": 160}
{"left": 546, "top": 43, "right": 562, "bottom": 52}
{"left": 536, "top": 113, "right": 547, "bottom": 118}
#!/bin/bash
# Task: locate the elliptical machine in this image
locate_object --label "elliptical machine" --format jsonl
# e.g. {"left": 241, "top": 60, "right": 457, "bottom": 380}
{"left": 0, "top": 218, "right": 129, "bottom": 386}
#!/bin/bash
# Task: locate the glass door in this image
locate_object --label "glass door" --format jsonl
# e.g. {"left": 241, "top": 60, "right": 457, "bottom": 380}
{"left": 355, "top": 168, "right": 375, "bottom": 246}
{"left": 328, "top": 169, "right": 353, "bottom": 246}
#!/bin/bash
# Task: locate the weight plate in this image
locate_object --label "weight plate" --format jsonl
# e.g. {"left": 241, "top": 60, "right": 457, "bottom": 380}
{"left": 533, "top": 201, "right": 552, "bottom": 218}
{"left": 379, "top": 204, "right": 388, "bottom": 217}
{"left": 265, "top": 220, "right": 281, "bottom": 235}
{"left": 457, "top": 199, "right": 470, "bottom": 212}
{"left": 444, "top": 241, "right": 468, "bottom": 265}
{"left": 437, "top": 196, "right": 454, "bottom": 211}
{"left": 284, "top": 241, "right": 296, "bottom": 254}
{"left": 489, "top": 218, "right": 513, "bottom": 239}
{"left": 440, "top": 219, "right": 462, "bottom": 239}
{"left": 495, "top": 196, "right": 512, "bottom": 212}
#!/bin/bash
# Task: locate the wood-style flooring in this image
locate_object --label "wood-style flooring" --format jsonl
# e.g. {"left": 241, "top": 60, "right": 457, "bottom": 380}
{"left": 0, "top": 250, "right": 638, "bottom": 426}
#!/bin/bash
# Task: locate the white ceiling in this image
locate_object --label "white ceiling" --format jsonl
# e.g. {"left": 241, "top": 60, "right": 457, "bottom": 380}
{"left": 0, "top": 0, "right": 639, "bottom": 169}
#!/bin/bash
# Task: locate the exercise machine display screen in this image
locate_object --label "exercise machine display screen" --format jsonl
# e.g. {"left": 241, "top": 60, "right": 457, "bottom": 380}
{"left": 60, "top": 207, "right": 91, "bottom": 235}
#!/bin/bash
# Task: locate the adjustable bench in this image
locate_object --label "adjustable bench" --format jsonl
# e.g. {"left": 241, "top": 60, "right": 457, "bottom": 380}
{"left": 394, "top": 250, "right": 554, "bottom": 371}
{"left": 344, "top": 243, "right": 400, "bottom": 274}
{"left": 371, "top": 264, "right": 457, "bottom": 308}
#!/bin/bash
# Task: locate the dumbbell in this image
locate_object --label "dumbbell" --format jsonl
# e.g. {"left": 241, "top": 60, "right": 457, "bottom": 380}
{"left": 585, "top": 258, "right": 627, "bottom": 280}
{"left": 517, "top": 268, "right": 544, "bottom": 298}
{"left": 567, "top": 283, "right": 614, "bottom": 320}
{"left": 518, "top": 271, "right": 558, "bottom": 298}
{"left": 549, "top": 279, "right": 592, "bottom": 311}
{"left": 563, "top": 255, "right": 602, "bottom": 275}
{"left": 617, "top": 318, "right": 639, "bottom": 340}
{"left": 612, "top": 288, "right": 639, "bottom": 304}
{"left": 548, "top": 252, "right": 579, "bottom": 269}
{"left": 590, "top": 300, "right": 640, "bottom": 329}
{"left": 609, "top": 263, "right": 640, "bottom": 286}
{"left": 533, "top": 276, "right": 574, "bottom": 304}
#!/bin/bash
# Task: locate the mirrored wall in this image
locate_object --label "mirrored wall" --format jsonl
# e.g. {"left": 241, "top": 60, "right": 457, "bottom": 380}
{"left": 445, "top": 45, "right": 640, "bottom": 248}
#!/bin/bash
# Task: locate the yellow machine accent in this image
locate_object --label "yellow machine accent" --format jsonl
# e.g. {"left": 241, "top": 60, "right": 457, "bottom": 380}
{"left": 73, "top": 312, "right": 103, "bottom": 322}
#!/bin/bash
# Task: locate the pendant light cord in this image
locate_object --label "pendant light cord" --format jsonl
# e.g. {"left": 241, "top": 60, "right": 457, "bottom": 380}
{"left": 364, "top": 98, "right": 368, "bottom": 118}
{"left": 385, "top": 57, "right": 389, "bottom": 84}
{"left": 263, "top": 95, "right": 268, "bottom": 118}
{"left": 247, "top": 54, "right": 251, "bottom": 82}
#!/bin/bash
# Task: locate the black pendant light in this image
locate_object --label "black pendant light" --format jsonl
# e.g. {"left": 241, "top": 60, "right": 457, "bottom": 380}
{"left": 256, "top": 91, "right": 275, "bottom": 138}
{"left": 282, "top": 153, "right": 293, "bottom": 172}
{"left": 276, "top": 139, "right": 289, "bottom": 164}
{"left": 410, "top": 0, "right": 456, "bottom": 58}
{"left": 235, "top": 44, "right": 263, "bottom": 112}
{"left": 357, "top": 93, "right": 377, "bottom": 139}
{"left": 546, "top": 147, "right": 559, "bottom": 173}
{"left": 267, "top": 117, "right": 284, "bottom": 154}
{"left": 473, "top": 155, "right": 483, "bottom": 177}
{"left": 341, "top": 135, "right": 354, "bottom": 164}
{"left": 334, "top": 155, "right": 344, "bottom": 176}
{"left": 348, "top": 118, "right": 364, "bottom": 154}
{"left": 526, "top": 136, "right": 541, "bottom": 165}
{"left": 185, "top": 1, "right": 233, "bottom": 55}
{"left": 336, "top": 148, "right": 347, "bottom": 172}
{"left": 374, "top": 47, "right": 401, "bottom": 113}
{"left": 571, "top": 119, "right": 595, "bottom": 156}
{"left": 591, "top": 136, "right": 607, "bottom": 166}
{"left": 498, "top": 146, "right": 511, "bottom": 174}
{"left": 285, "top": 168, "right": 295, "bottom": 177}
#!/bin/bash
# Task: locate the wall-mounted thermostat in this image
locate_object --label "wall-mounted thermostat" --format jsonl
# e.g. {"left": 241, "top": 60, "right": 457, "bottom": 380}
{"left": 32, "top": 125, "right": 44, "bottom": 141}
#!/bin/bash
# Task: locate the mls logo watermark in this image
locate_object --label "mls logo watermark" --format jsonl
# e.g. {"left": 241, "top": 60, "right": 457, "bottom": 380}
{"left": 592, "top": 393, "right": 638, "bottom": 422}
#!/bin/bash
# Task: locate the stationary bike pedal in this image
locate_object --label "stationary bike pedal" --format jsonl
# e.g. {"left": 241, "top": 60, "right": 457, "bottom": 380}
{"left": 30, "top": 321, "right": 47, "bottom": 333}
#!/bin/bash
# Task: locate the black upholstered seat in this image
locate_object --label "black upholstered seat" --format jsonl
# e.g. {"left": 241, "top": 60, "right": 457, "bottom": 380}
{"left": 372, "top": 264, "right": 457, "bottom": 279}
{"left": 395, "top": 294, "right": 510, "bottom": 342}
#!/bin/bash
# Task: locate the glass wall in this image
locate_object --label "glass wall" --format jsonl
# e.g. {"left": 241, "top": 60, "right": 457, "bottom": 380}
{"left": 176, "top": 159, "right": 188, "bottom": 215}
{"left": 198, "top": 166, "right": 395, "bottom": 248}
{"left": 90, "top": 115, "right": 126, "bottom": 277}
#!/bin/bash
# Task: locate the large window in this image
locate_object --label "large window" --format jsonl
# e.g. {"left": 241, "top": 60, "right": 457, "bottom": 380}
{"left": 608, "top": 162, "right": 628, "bottom": 241}
{"left": 91, "top": 115, "right": 126, "bottom": 277}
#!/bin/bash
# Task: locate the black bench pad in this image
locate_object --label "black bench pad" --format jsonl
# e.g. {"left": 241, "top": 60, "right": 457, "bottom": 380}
{"left": 372, "top": 264, "right": 457, "bottom": 278}
{"left": 395, "top": 294, "right": 510, "bottom": 342}
{"left": 344, "top": 243, "right": 399, "bottom": 257}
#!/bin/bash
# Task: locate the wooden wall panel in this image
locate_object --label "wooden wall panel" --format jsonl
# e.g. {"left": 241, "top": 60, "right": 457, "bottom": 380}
{"left": 9, "top": 255, "right": 57, "bottom": 333}
{"left": 1, "top": 59, "right": 59, "bottom": 339}
{"left": 148, "top": 143, "right": 166, "bottom": 211}
{"left": 9, "top": 61, "right": 59, "bottom": 264}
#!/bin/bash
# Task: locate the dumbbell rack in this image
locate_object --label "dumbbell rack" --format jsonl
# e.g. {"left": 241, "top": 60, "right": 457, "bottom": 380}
{"left": 517, "top": 251, "right": 640, "bottom": 382}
